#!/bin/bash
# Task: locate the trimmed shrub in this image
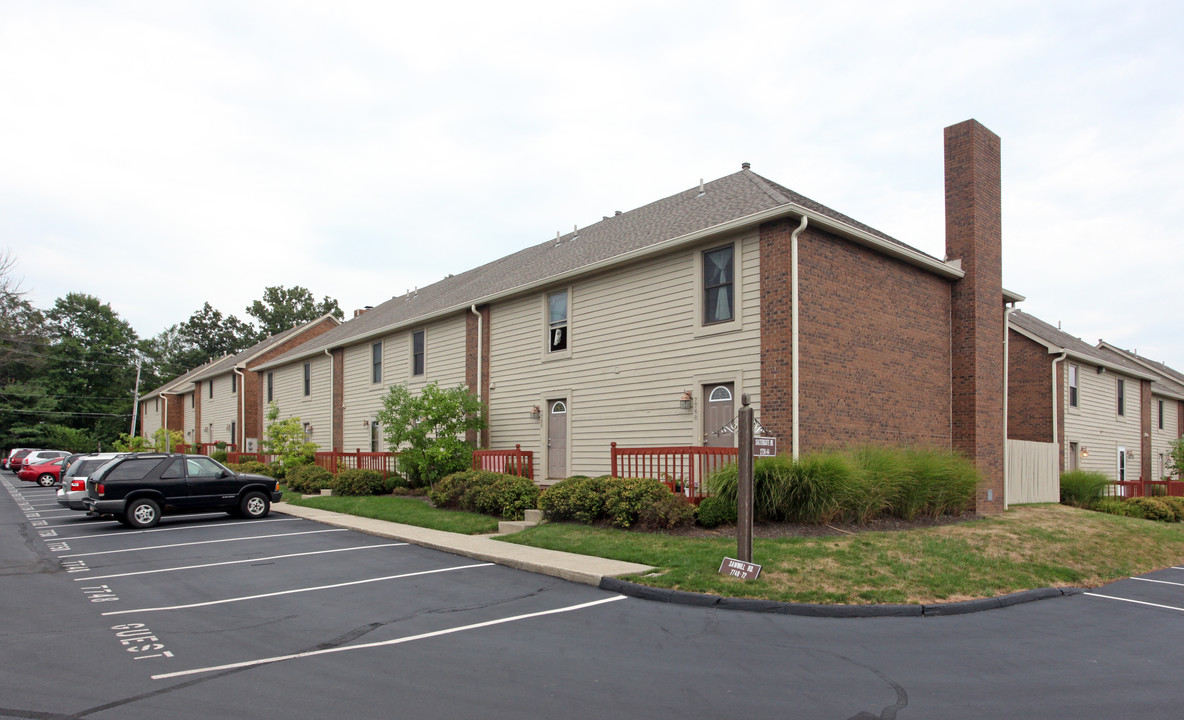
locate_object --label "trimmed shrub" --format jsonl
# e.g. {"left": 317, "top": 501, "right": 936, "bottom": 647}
{"left": 696, "top": 495, "right": 737, "bottom": 528}
{"left": 602, "top": 477, "right": 671, "bottom": 528}
{"left": 237, "top": 460, "right": 273, "bottom": 476}
{"left": 330, "top": 468, "right": 387, "bottom": 496}
{"left": 1128, "top": 497, "right": 1176, "bottom": 522}
{"left": 1094, "top": 498, "right": 1145, "bottom": 518}
{"left": 1158, "top": 495, "right": 1184, "bottom": 521}
{"left": 430, "top": 470, "right": 541, "bottom": 520}
{"left": 287, "top": 464, "right": 333, "bottom": 494}
{"left": 539, "top": 476, "right": 608, "bottom": 524}
{"left": 636, "top": 493, "right": 696, "bottom": 530}
{"left": 1060, "top": 470, "right": 1111, "bottom": 508}
{"left": 210, "top": 449, "right": 229, "bottom": 464}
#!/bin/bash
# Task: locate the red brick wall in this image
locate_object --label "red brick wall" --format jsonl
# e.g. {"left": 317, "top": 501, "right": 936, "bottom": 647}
{"left": 759, "top": 221, "right": 953, "bottom": 450}
{"left": 243, "top": 317, "right": 340, "bottom": 445}
{"left": 465, "top": 305, "right": 491, "bottom": 448}
{"left": 1007, "top": 330, "right": 1053, "bottom": 443}
{"left": 945, "top": 120, "right": 1005, "bottom": 514}
{"left": 192, "top": 384, "right": 202, "bottom": 444}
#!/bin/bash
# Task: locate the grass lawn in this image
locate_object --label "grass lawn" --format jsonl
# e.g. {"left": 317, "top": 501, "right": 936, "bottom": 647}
{"left": 498, "top": 503, "right": 1184, "bottom": 605}
{"left": 283, "top": 493, "right": 499, "bottom": 535}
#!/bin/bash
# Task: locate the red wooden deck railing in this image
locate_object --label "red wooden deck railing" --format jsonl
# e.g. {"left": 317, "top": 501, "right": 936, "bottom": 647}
{"left": 1104, "top": 479, "right": 1184, "bottom": 498}
{"left": 176, "top": 443, "right": 237, "bottom": 454}
{"left": 473, "top": 445, "right": 534, "bottom": 480}
{"left": 609, "top": 442, "right": 737, "bottom": 504}
{"left": 224, "top": 450, "right": 401, "bottom": 479}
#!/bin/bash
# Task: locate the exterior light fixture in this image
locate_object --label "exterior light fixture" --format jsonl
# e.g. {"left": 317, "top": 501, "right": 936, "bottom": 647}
{"left": 529, "top": 405, "right": 541, "bottom": 420}
{"left": 679, "top": 390, "right": 693, "bottom": 410}
{"left": 362, "top": 419, "right": 371, "bottom": 428}
{"left": 1080, "top": 447, "right": 1089, "bottom": 458}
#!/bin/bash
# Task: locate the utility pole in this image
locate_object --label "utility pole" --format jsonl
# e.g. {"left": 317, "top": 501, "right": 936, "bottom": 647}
{"left": 737, "top": 393, "right": 754, "bottom": 563}
{"left": 129, "top": 357, "right": 142, "bottom": 438}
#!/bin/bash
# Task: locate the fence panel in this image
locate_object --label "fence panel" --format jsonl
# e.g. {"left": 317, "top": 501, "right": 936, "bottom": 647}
{"left": 1006, "top": 439, "right": 1059, "bottom": 504}
{"left": 473, "top": 445, "right": 534, "bottom": 480}
{"left": 609, "top": 443, "right": 737, "bottom": 504}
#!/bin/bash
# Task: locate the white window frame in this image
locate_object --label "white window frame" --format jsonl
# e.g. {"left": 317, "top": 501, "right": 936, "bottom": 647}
{"left": 693, "top": 237, "right": 747, "bottom": 338}
{"left": 411, "top": 330, "right": 426, "bottom": 378}
{"left": 543, "top": 288, "right": 571, "bottom": 361}
{"left": 372, "top": 341, "right": 383, "bottom": 385}
{"left": 303, "top": 362, "right": 312, "bottom": 397}
{"left": 1068, "top": 364, "right": 1078, "bottom": 408}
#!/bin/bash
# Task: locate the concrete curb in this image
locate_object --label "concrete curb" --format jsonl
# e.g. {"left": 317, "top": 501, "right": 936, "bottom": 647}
{"left": 598, "top": 578, "right": 1085, "bottom": 618}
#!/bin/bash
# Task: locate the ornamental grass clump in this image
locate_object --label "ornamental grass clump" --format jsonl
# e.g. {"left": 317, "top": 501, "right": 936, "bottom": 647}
{"left": 1059, "top": 470, "right": 1111, "bottom": 508}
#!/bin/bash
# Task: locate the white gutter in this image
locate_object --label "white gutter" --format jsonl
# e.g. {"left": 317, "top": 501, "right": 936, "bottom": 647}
{"left": 790, "top": 215, "right": 808, "bottom": 460}
{"left": 233, "top": 367, "right": 246, "bottom": 451}
{"left": 255, "top": 203, "right": 969, "bottom": 372}
{"left": 470, "top": 305, "right": 482, "bottom": 402}
{"left": 323, "top": 349, "right": 335, "bottom": 451}
{"left": 1052, "top": 351, "right": 1068, "bottom": 454}
{"left": 1003, "top": 303, "right": 1017, "bottom": 510}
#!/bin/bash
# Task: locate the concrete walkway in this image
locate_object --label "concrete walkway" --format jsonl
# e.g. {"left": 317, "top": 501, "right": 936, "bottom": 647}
{"left": 274, "top": 502, "right": 654, "bottom": 586}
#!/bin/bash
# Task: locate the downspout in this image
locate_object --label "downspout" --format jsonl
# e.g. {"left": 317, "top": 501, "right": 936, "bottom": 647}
{"left": 471, "top": 305, "right": 483, "bottom": 450}
{"left": 790, "top": 215, "right": 808, "bottom": 460}
{"left": 233, "top": 367, "right": 245, "bottom": 452}
{"left": 1003, "top": 304, "right": 1017, "bottom": 510}
{"left": 323, "top": 349, "right": 334, "bottom": 451}
{"left": 1052, "top": 350, "right": 1068, "bottom": 463}
{"left": 161, "top": 393, "right": 169, "bottom": 451}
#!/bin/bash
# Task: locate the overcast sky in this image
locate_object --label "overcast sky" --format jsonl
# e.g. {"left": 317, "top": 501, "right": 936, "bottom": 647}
{"left": 4, "top": 1, "right": 1182, "bottom": 371}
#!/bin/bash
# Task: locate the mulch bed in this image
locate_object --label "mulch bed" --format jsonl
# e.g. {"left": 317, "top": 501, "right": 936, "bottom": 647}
{"left": 651, "top": 512, "right": 981, "bottom": 538}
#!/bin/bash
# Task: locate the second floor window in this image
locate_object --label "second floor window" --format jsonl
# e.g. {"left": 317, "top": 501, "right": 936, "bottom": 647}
{"left": 412, "top": 331, "right": 425, "bottom": 376}
{"left": 267, "top": 372, "right": 273, "bottom": 402}
{"left": 1116, "top": 378, "right": 1125, "bottom": 417}
{"left": 1068, "top": 364, "right": 1078, "bottom": 408}
{"left": 703, "top": 245, "right": 734, "bottom": 324}
{"left": 372, "top": 341, "right": 383, "bottom": 384}
{"left": 1159, "top": 399, "right": 1165, "bottom": 430}
{"left": 231, "top": 374, "right": 237, "bottom": 393}
{"left": 548, "top": 290, "right": 568, "bottom": 353}
{"left": 209, "top": 380, "right": 213, "bottom": 398}
{"left": 303, "top": 362, "right": 311, "bottom": 396}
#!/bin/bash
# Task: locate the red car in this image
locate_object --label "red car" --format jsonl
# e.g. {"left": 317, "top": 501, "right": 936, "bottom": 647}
{"left": 18, "top": 458, "right": 66, "bottom": 487}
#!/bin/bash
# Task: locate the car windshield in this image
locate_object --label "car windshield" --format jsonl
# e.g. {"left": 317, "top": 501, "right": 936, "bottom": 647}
{"left": 67, "top": 459, "right": 111, "bottom": 478}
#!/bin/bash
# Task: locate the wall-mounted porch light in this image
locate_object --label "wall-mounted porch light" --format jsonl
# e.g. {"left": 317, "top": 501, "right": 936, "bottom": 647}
{"left": 529, "top": 405, "right": 541, "bottom": 420}
{"left": 679, "top": 390, "right": 693, "bottom": 410}
{"left": 1080, "top": 447, "right": 1090, "bottom": 458}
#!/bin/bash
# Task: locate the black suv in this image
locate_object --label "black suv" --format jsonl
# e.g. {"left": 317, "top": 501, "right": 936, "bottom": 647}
{"left": 84, "top": 453, "right": 282, "bottom": 529}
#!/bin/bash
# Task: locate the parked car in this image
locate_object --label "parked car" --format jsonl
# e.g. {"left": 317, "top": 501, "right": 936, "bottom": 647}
{"left": 4, "top": 448, "right": 34, "bottom": 470}
{"left": 16, "top": 450, "right": 71, "bottom": 472}
{"left": 17, "top": 458, "right": 66, "bottom": 486}
{"left": 5, "top": 448, "right": 40, "bottom": 471}
{"left": 57, "top": 453, "right": 124, "bottom": 511}
{"left": 84, "top": 453, "right": 281, "bottom": 529}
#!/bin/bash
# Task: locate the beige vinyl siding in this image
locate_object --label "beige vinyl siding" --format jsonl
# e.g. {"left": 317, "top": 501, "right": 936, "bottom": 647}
{"left": 340, "top": 314, "right": 469, "bottom": 451}
{"left": 183, "top": 391, "right": 195, "bottom": 441}
{"left": 266, "top": 357, "right": 333, "bottom": 451}
{"left": 1151, "top": 394, "right": 1180, "bottom": 479}
{"left": 204, "top": 373, "right": 239, "bottom": 446}
{"left": 488, "top": 230, "right": 761, "bottom": 478}
{"left": 1062, "top": 364, "right": 1142, "bottom": 480}
{"left": 141, "top": 399, "right": 162, "bottom": 438}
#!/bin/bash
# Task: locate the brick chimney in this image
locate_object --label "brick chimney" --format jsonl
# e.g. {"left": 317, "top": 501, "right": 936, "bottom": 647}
{"left": 945, "top": 119, "right": 1005, "bottom": 514}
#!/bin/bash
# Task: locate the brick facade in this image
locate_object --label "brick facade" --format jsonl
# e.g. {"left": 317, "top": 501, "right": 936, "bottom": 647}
{"left": 245, "top": 316, "right": 340, "bottom": 447}
{"left": 332, "top": 348, "right": 344, "bottom": 450}
{"left": 1006, "top": 330, "right": 1054, "bottom": 443}
{"left": 945, "top": 119, "right": 1005, "bottom": 514}
{"left": 759, "top": 222, "right": 953, "bottom": 451}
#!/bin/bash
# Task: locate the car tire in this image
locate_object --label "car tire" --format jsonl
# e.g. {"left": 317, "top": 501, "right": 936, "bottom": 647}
{"left": 37, "top": 474, "right": 56, "bottom": 487}
{"left": 126, "top": 498, "right": 161, "bottom": 529}
{"left": 239, "top": 491, "right": 270, "bottom": 520}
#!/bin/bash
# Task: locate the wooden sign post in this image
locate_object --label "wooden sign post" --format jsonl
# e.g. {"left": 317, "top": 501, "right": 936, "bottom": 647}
{"left": 737, "top": 394, "right": 753, "bottom": 563}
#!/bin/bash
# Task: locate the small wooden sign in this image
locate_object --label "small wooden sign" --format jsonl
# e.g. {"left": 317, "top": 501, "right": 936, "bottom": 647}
{"left": 753, "top": 436, "right": 777, "bottom": 457}
{"left": 719, "top": 557, "right": 762, "bottom": 580}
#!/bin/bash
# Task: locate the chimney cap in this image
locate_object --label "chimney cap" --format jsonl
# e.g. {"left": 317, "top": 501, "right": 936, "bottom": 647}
{"left": 741, "top": 162, "right": 751, "bottom": 170}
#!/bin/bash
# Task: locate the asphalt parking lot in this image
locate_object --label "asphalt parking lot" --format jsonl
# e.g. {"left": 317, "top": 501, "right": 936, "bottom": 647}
{"left": 4, "top": 471, "right": 1184, "bottom": 720}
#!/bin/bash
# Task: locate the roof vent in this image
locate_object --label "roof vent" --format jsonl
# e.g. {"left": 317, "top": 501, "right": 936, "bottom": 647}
{"left": 742, "top": 162, "right": 751, "bottom": 170}
{"left": 615, "top": 211, "right": 622, "bottom": 216}
{"left": 572, "top": 224, "right": 578, "bottom": 240}
{"left": 697, "top": 178, "right": 705, "bottom": 197}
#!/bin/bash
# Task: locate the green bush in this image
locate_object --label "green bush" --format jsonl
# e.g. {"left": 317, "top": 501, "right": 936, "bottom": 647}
{"left": 237, "top": 460, "right": 273, "bottom": 476}
{"left": 1060, "top": 470, "right": 1111, "bottom": 508}
{"left": 539, "top": 476, "right": 608, "bottom": 524}
{"left": 287, "top": 464, "right": 333, "bottom": 494}
{"left": 1094, "top": 498, "right": 1144, "bottom": 518}
{"left": 210, "top": 450, "right": 229, "bottom": 464}
{"left": 696, "top": 495, "right": 737, "bottom": 528}
{"left": 1158, "top": 495, "right": 1184, "bottom": 521}
{"left": 1128, "top": 497, "right": 1176, "bottom": 522}
{"left": 267, "top": 461, "right": 286, "bottom": 480}
{"left": 898, "top": 446, "right": 980, "bottom": 519}
{"left": 430, "top": 471, "right": 540, "bottom": 520}
{"left": 330, "top": 468, "right": 388, "bottom": 496}
{"left": 601, "top": 477, "right": 672, "bottom": 528}
{"left": 636, "top": 493, "right": 696, "bottom": 530}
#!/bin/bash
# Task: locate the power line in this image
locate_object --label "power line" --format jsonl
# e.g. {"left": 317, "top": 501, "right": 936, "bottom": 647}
{"left": 0, "top": 390, "right": 136, "bottom": 401}
{"left": 0, "top": 345, "right": 137, "bottom": 369}
{"left": 0, "top": 407, "right": 131, "bottom": 418}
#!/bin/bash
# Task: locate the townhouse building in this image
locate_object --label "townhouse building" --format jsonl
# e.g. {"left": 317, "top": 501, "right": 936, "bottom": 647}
{"left": 254, "top": 119, "right": 1018, "bottom": 513}
{"left": 138, "top": 315, "right": 340, "bottom": 450}
{"left": 1007, "top": 311, "right": 1184, "bottom": 482}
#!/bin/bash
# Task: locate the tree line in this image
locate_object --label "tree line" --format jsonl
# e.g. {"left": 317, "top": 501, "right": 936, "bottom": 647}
{"left": 0, "top": 249, "right": 344, "bottom": 452}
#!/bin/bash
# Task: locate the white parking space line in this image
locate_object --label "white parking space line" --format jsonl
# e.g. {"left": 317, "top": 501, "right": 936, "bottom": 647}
{"left": 57, "top": 528, "right": 348, "bottom": 557}
{"left": 151, "top": 595, "right": 627, "bottom": 680}
{"left": 76, "top": 543, "right": 409, "bottom": 581}
{"left": 52, "top": 517, "right": 298, "bottom": 541}
{"left": 1132, "top": 577, "right": 1184, "bottom": 589}
{"left": 103, "top": 562, "right": 495, "bottom": 616}
{"left": 1084, "top": 593, "right": 1184, "bottom": 613}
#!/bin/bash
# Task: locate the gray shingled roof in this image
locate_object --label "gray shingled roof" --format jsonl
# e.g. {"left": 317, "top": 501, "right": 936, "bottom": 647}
{"left": 190, "top": 315, "right": 339, "bottom": 382}
{"left": 1009, "top": 310, "right": 1160, "bottom": 383}
{"left": 1096, "top": 343, "right": 1184, "bottom": 398}
{"left": 261, "top": 167, "right": 951, "bottom": 368}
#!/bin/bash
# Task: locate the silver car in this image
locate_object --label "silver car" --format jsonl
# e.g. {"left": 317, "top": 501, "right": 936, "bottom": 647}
{"left": 57, "top": 453, "right": 123, "bottom": 511}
